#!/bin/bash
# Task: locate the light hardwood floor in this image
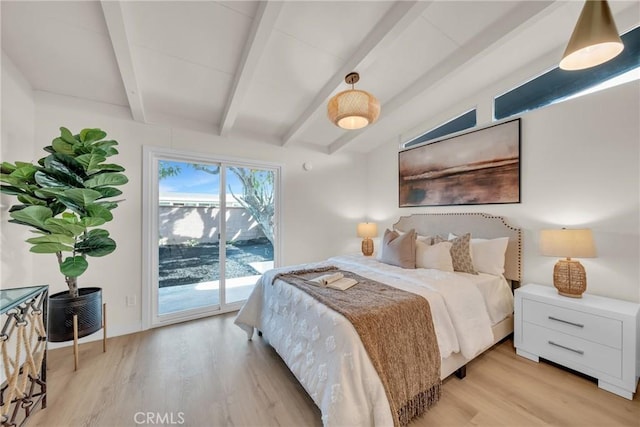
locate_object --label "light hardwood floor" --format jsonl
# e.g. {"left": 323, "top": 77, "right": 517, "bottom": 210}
{"left": 32, "top": 312, "right": 639, "bottom": 427}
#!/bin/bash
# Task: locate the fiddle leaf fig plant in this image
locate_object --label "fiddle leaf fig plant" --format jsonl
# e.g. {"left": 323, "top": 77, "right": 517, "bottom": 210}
{"left": 0, "top": 127, "right": 127, "bottom": 298}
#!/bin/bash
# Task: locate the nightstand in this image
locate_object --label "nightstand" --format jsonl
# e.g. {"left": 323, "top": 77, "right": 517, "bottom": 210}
{"left": 514, "top": 284, "right": 639, "bottom": 400}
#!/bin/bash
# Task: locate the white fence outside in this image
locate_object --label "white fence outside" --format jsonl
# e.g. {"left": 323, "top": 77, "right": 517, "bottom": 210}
{"left": 159, "top": 206, "right": 265, "bottom": 245}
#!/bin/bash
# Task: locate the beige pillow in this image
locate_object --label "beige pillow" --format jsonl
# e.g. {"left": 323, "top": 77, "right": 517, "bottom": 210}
{"left": 380, "top": 228, "right": 416, "bottom": 269}
{"left": 416, "top": 240, "right": 454, "bottom": 271}
{"left": 434, "top": 233, "right": 477, "bottom": 274}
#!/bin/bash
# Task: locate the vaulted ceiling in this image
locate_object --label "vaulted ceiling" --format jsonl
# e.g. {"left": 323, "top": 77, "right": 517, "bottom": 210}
{"left": 2, "top": 1, "right": 638, "bottom": 153}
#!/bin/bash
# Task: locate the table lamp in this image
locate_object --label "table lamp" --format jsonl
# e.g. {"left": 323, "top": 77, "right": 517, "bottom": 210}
{"left": 540, "top": 228, "right": 596, "bottom": 298}
{"left": 357, "top": 222, "right": 378, "bottom": 256}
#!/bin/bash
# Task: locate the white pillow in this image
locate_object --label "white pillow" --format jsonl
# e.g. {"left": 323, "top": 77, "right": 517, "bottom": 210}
{"left": 417, "top": 234, "right": 433, "bottom": 245}
{"left": 470, "top": 237, "right": 509, "bottom": 276}
{"left": 416, "top": 240, "right": 454, "bottom": 271}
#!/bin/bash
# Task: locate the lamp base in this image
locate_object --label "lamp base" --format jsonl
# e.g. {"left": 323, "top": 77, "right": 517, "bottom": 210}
{"left": 361, "top": 238, "right": 374, "bottom": 256}
{"left": 553, "top": 259, "right": 587, "bottom": 298}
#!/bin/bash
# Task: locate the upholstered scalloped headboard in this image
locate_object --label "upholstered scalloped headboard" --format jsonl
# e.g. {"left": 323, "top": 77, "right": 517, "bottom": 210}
{"left": 393, "top": 213, "right": 522, "bottom": 283}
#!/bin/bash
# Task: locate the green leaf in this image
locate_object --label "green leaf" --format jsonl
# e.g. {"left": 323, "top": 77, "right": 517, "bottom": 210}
{"left": 61, "top": 212, "right": 78, "bottom": 222}
{"left": 60, "top": 188, "right": 103, "bottom": 207}
{"left": 43, "top": 218, "right": 86, "bottom": 237}
{"left": 10, "top": 165, "right": 37, "bottom": 181}
{"left": 8, "top": 218, "right": 48, "bottom": 232}
{"left": 87, "top": 229, "right": 110, "bottom": 239}
{"left": 60, "top": 127, "right": 76, "bottom": 144}
{"left": 59, "top": 256, "right": 88, "bottom": 277}
{"left": 96, "top": 201, "right": 119, "bottom": 211}
{"left": 94, "top": 187, "right": 122, "bottom": 198}
{"left": 0, "top": 175, "right": 28, "bottom": 189}
{"left": 34, "top": 188, "right": 65, "bottom": 198}
{"left": 0, "top": 185, "right": 28, "bottom": 197}
{"left": 101, "top": 147, "right": 119, "bottom": 157}
{"left": 52, "top": 138, "right": 75, "bottom": 155}
{"left": 34, "top": 169, "right": 82, "bottom": 189}
{"left": 75, "top": 152, "right": 107, "bottom": 172}
{"left": 73, "top": 144, "right": 94, "bottom": 155}
{"left": 50, "top": 202, "right": 67, "bottom": 217}
{"left": 30, "top": 242, "right": 74, "bottom": 253}
{"left": 9, "top": 206, "right": 53, "bottom": 229}
{"left": 86, "top": 163, "right": 125, "bottom": 176}
{"left": 93, "top": 139, "right": 118, "bottom": 150}
{"left": 75, "top": 235, "right": 116, "bottom": 257}
{"left": 80, "top": 128, "right": 107, "bottom": 143}
{"left": 85, "top": 203, "right": 113, "bottom": 221}
{"left": 80, "top": 216, "right": 106, "bottom": 227}
{"left": 1, "top": 162, "right": 17, "bottom": 174}
{"left": 17, "top": 194, "right": 47, "bottom": 206}
{"left": 45, "top": 153, "right": 87, "bottom": 181}
{"left": 84, "top": 173, "right": 128, "bottom": 188}
{"left": 27, "top": 234, "right": 75, "bottom": 245}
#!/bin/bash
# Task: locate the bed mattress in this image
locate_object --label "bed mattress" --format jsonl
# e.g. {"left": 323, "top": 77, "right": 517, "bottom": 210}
{"left": 235, "top": 254, "right": 513, "bottom": 426}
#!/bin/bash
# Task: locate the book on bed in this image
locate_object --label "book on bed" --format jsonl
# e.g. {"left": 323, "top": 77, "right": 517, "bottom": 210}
{"left": 310, "top": 272, "right": 358, "bottom": 290}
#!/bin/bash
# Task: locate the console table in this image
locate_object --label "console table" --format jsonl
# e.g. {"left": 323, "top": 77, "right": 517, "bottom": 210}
{"left": 0, "top": 286, "right": 48, "bottom": 427}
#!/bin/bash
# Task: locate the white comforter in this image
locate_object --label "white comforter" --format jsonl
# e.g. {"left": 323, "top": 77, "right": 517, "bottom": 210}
{"left": 235, "top": 255, "right": 500, "bottom": 426}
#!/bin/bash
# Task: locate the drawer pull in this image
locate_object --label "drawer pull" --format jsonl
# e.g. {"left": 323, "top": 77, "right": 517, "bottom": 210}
{"left": 548, "top": 316, "right": 584, "bottom": 328}
{"left": 548, "top": 340, "right": 584, "bottom": 355}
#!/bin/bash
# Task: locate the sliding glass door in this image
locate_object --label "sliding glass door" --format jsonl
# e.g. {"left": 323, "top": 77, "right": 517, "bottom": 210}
{"left": 222, "top": 166, "right": 275, "bottom": 305}
{"left": 143, "top": 148, "right": 279, "bottom": 327}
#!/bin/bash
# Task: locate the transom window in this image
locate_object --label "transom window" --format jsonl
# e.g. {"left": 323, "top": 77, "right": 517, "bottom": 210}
{"left": 404, "top": 109, "right": 477, "bottom": 148}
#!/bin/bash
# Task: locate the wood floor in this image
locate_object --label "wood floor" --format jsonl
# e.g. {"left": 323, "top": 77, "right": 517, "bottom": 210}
{"left": 32, "top": 312, "right": 639, "bottom": 427}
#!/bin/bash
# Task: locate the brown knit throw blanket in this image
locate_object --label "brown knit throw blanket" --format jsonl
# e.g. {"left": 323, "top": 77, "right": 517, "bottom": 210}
{"left": 274, "top": 267, "right": 441, "bottom": 427}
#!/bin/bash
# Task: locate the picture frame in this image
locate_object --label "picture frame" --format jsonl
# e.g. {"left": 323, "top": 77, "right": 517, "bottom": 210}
{"left": 399, "top": 118, "right": 521, "bottom": 207}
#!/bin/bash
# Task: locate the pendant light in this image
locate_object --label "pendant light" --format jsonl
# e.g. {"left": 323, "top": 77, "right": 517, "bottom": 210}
{"left": 560, "top": 0, "right": 624, "bottom": 71}
{"left": 327, "top": 72, "right": 380, "bottom": 130}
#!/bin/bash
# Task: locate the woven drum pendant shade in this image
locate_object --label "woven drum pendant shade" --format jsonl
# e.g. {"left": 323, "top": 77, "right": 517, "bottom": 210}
{"left": 328, "top": 72, "right": 380, "bottom": 130}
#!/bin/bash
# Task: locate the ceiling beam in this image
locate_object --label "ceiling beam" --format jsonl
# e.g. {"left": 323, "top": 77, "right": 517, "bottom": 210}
{"left": 220, "top": 1, "right": 283, "bottom": 137}
{"left": 101, "top": 1, "right": 146, "bottom": 123}
{"left": 281, "top": 0, "right": 433, "bottom": 147}
{"left": 328, "top": 1, "right": 558, "bottom": 154}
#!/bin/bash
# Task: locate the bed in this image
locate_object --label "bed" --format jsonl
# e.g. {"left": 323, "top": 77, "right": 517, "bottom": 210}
{"left": 235, "top": 213, "right": 522, "bottom": 426}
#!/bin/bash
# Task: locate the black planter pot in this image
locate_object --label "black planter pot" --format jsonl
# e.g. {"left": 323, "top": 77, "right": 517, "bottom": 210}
{"left": 48, "top": 287, "right": 102, "bottom": 342}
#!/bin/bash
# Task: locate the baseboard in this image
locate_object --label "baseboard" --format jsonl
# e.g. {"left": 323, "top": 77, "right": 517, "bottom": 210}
{"left": 47, "top": 322, "right": 142, "bottom": 349}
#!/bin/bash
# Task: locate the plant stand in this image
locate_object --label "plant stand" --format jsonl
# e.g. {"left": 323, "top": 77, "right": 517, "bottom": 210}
{"left": 72, "top": 303, "right": 107, "bottom": 371}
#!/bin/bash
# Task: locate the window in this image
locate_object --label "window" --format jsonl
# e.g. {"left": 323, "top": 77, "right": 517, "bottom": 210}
{"left": 494, "top": 26, "right": 640, "bottom": 120}
{"left": 404, "top": 109, "right": 477, "bottom": 148}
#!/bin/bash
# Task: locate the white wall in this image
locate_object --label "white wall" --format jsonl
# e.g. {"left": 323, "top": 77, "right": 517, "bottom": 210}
{"left": 1, "top": 51, "right": 36, "bottom": 286}
{"left": 367, "top": 80, "right": 640, "bottom": 303}
{"left": 1, "top": 86, "right": 368, "bottom": 338}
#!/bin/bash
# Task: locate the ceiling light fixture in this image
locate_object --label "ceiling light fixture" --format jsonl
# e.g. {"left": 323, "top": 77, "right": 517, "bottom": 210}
{"left": 560, "top": 0, "right": 624, "bottom": 71}
{"left": 327, "top": 72, "right": 380, "bottom": 130}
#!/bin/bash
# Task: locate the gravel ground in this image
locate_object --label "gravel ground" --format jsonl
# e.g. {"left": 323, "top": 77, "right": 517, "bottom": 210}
{"left": 158, "top": 238, "right": 273, "bottom": 288}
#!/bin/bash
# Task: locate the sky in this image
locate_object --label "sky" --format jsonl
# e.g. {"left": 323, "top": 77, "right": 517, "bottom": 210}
{"left": 158, "top": 161, "right": 244, "bottom": 196}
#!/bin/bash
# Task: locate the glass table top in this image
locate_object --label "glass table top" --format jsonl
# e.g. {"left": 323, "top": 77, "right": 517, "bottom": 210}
{"left": 0, "top": 285, "right": 48, "bottom": 315}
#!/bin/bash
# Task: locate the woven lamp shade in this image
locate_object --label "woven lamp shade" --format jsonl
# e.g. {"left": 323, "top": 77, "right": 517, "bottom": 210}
{"left": 328, "top": 90, "right": 380, "bottom": 130}
{"left": 560, "top": 0, "right": 623, "bottom": 70}
{"left": 540, "top": 229, "right": 596, "bottom": 298}
{"left": 328, "top": 72, "right": 380, "bottom": 130}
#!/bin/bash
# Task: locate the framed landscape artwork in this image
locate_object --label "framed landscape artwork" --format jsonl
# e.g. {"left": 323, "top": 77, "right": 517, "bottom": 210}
{"left": 399, "top": 118, "right": 520, "bottom": 207}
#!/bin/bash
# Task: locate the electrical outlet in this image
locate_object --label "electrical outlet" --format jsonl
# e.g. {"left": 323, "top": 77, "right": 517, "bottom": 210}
{"left": 126, "top": 295, "right": 136, "bottom": 306}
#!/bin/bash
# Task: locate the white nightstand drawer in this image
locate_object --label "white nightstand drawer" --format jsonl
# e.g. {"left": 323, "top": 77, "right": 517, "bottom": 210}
{"left": 522, "top": 299, "right": 622, "bottom": 349}
{"left": 522, "top": 322, "right": 622, "bottom": 379}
